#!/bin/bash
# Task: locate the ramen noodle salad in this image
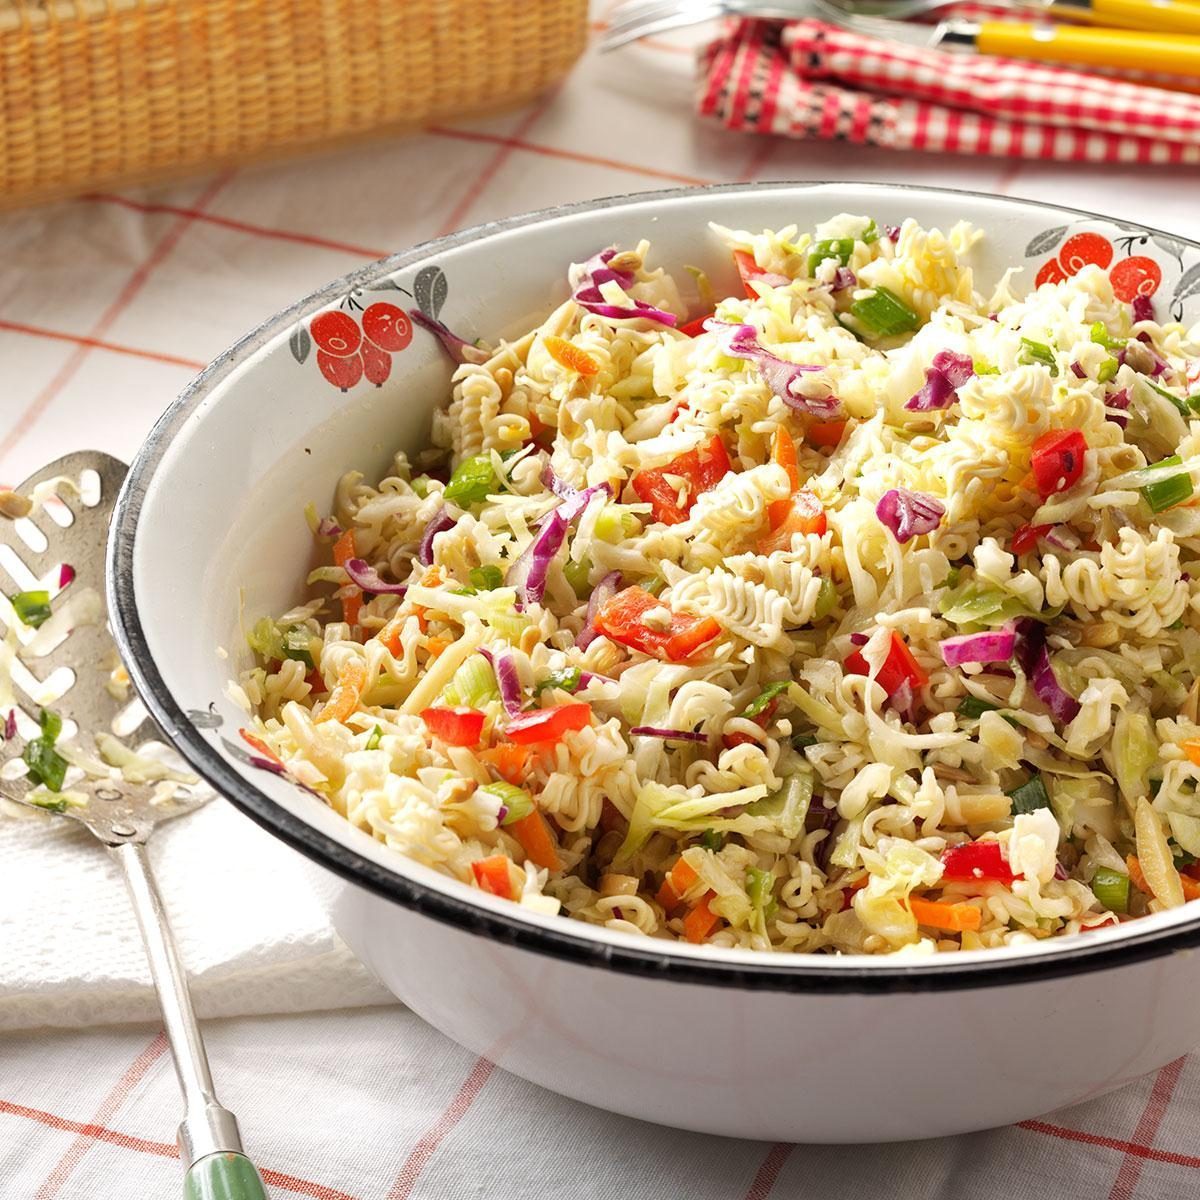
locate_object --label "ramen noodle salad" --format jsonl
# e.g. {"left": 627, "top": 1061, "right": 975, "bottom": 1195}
{"left": 234, "top": 214, "right": 1200, "bottom": 956}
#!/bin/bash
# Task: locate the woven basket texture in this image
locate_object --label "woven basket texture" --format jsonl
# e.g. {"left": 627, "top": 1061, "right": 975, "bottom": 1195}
{"left": 0, "top": 0, "right": 588, "bottom": 206}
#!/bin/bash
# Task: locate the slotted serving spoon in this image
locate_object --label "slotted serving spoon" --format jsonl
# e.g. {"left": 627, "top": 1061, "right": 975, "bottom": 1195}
{"left": 0, "top": 452, "right": 269, "bottom": 1200}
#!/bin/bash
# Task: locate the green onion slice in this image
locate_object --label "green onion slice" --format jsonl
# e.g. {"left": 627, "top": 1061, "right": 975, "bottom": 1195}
{"left": 1007, "top": 774, "right": 1050, "bottom": 816}
{"left": 1140, "top": 455, "right": 1193, "bottom": 514}
{"left": 444, "top": 455, "right": 497, "bottom": 506}
{"left": 481, "top": 780, "right": 535, "bottom": 826}
{"left": 1091, "top": 867, "right": 1130, "bottom": 913}
{"left": 741, "top": 681, "right": 790, "bottom": 720}
{"left": 11, "top": 590, "right": 52, "bottom": 629}
{"left": 850, "top": 287, "right": 920, "bottom": 336}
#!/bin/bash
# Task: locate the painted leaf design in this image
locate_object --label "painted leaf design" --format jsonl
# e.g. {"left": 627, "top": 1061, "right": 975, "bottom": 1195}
{"left": 1173, "top": 261, "right": 1200, "bottom": 305}
{"left": 371, "top": 277, "right": 408, "bottom": 293}
{"left": 1025, "top": 226, "right": 1069, "bottom": 259}
{"left": 414, "top": 265, "right": 449, "bottom": 319}
{"left": 222, "top": 737, "right": 256, "bottom": 766}
{"left": 1152, "top": 234, "right": 1186, "bottom": 264}
{"left": 187, "top": 705, "right": 223, "bottom": 730}
{"left": 289, "top": 324, "right": 312, "bottom": 364}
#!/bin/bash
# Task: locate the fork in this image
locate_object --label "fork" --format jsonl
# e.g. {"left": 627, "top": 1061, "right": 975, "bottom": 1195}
{"left": 599, "top": 0, "right": 1200, "bottom": 49}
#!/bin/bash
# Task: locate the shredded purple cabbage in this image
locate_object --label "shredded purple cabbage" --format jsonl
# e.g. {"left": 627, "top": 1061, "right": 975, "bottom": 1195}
{"left": 417, "top": 506, "right": 455, "bottom": 566}
{"left": 1105, "top": 387, "right": 1131, "bottom": 429}
{"left": 316, "top": 517, "right": 343, "bottom": 539}
{"left": 630, "top": 725, "right": 707, "bottom": 742}
{"left": 904, "top": 350, "right": 975, "bottom": 413}
{"left": 875, "top": 488, "right": 945, "bottom": 543}
{"left": 3, "top": 709, "right": 15, "bottom": 740}
{"left": 1043, "top": 526, "right": 1080, "bottom": 552}
{"left": 344, "top": 558, "right": 408, "bottom": 595}
{"left": 708, "top": 320, "right": 841, "bottom": 419}
{"left": 1132, "top": 294, "right": 1155, "bottom": 323}
{"left": 58, "top": 563, "right": 75, "bottom": 589}
{"left": 578, "top": 570, "right": 622, "bottom": 650}
{"left": 831, "top": 267, "right": 857, "bottom": 291}
{"left": 884, "top": 225, "right": 901, "bottom": 242}
{"left": 510, "top": 483, "right": 611, "bottom": 607}
{"left": 570, "top": 248, "right": 678, "bottom": 326}
{"left": 411, "top": 310, "right": 489, "bottom": 364}
{"left": 578, "top": 670, "right": 616, "bottom": 687}
{"left": 1013, "top": 619, "right": 1081, "bottom": 724}
{"left": 849, "top": 632, "right": 869, "bottom": 646}
{"left": 940, "top": 624, "right": 1018, "bottom": 668}
{"left": 1070, "top": 361, "right": 1087, "bottom": 380}
{"left": 491, "top": 650, "right": 524, "bottom": 717}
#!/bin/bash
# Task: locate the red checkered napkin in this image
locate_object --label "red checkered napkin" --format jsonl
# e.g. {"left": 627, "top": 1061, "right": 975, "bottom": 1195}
{"left": 698, "top": 17, "right": 1200, "bottom": 163}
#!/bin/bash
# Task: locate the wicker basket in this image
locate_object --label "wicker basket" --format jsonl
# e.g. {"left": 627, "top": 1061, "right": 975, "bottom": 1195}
{"left": 0, "top": 0, "right": 588, "bottom": 208}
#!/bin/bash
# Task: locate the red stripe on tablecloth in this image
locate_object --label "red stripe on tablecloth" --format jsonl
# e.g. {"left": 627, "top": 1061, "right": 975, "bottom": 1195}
{"left": 742, "top": 1142, "right": 794, "bottom": 1200}
{"left": 386, "top": 1055, "right": 496, "bottom": 1200}
{"left": 1108, "top": 1058, "right": 1187, "bottom": 1200}
{"left": 437, "top": 90, "right": 561, "bottom": 237}
{"left": 1021, "top": 1116, "right": 1200, "bottom": 1169}
{"left": 0, "top": 318, "right": 205, "bottom": 370}
{"left": 35, "top": 1032, "right": 168, "bottom": 1199}
{"left": 0, "top": 171, "right": 233, "bottom": 463}
{"left": 426, "top": 127, "right": 713, "bottom": 186}
{"left": 90, "top": 194, "right": 390, "bottom": 260}
{"left": 0, "top": 1097, "right": 361, "bottom": 1200}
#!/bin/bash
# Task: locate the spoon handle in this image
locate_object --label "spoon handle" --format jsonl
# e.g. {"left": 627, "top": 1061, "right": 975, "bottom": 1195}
{"left": 111, "top": 841, "right": 271, "bottom": 1198}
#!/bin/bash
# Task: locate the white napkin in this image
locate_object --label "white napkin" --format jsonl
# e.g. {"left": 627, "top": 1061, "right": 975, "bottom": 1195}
{"left": 0, "top": 796, "right": 394, "bottom": 1031}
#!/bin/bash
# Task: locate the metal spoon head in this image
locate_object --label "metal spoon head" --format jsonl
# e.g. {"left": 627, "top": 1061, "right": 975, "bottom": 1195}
{"left": 0, "top": 452, "right": 211, "bottom": 845}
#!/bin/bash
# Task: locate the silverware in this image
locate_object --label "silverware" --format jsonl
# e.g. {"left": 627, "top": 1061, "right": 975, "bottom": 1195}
{"left": 0, "top": 452, "right": 270, "bottom": 1200}
{"left": 599, "top": 0, "right": 1200, "bottom": 50}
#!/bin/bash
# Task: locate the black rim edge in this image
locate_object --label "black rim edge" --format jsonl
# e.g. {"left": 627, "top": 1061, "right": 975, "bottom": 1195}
{"left": 108, "top": 180, "right": 1200, "bottom": 994}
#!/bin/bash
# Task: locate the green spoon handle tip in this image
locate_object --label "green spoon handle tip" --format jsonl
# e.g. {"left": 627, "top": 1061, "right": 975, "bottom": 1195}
{"left": 184, "top": 1152, "right": 269, "bottom": 1200}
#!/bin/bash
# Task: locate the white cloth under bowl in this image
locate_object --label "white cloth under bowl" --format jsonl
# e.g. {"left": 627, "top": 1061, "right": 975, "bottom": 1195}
{"left": 0, "top": 797, "right": 392, "bottom": 1032}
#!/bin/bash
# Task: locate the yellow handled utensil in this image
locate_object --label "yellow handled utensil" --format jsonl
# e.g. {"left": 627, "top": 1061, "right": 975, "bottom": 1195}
{"left": 811, "top": 0, "right": 1200, "bottom": 77}
{"left": 973, "top": 20, "right": 1200, "bottom": 72}
{"left": 1054, "top": 0, "right": 1200, "bottom": 36}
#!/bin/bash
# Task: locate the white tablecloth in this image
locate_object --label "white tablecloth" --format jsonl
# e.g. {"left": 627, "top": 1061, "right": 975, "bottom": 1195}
{"left": 4, "top": 4, "right": 1200, "bottom": 1197}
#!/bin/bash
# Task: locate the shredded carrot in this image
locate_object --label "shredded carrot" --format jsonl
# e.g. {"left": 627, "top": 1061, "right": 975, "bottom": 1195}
{"left": 508, "top": 808, "right": 562, "bottom": 872}
{"left": 378, "top": 616, "right": 405, "bottom": 657}
{"left": 544, "top": 334, "right": 600, "bottom": 377}
{"left": 239, "top": 728, "right": 283, "bottom": 767}
{"left": 316, "top": 658, "right": 367, "bottom": 725}
{"left": 332, "top": 529, "right": 356, "bottom": 567}
{"left": 332, "top": 530, "right": 362, "bottom": 625}
{"left": 1126, "top": 854, "right": 1151, "bottom": 896}
{"left": 766, "top": 426, "right": 800, "bottom": 528}
{"left": 1128, "top": 853, "right": 1200, "bottom": 902}
{"left": 805, "top": 419, "right": 846, "bottom": 449}
{"left": 425, "top": 635, "right": 452, "bottom": 659}
{"left": 683, "top": 892, "right": 721, "bottom": 943}
{"left": 907, "top": 896, "right": 982, "bottom": 933}
{"left": 1183, "top": 738, "right": 1200, "bottom": 768}
{"left": 480, "top": 743, "right": 532, "bottom": 787}
{"left": 656, "top": 858, "right": 699, "bottom": 912}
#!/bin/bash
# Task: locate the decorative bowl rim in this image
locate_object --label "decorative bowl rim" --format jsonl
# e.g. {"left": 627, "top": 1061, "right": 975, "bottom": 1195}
{"left": 108, "top": 179, "right": 1200, "bottom": 994}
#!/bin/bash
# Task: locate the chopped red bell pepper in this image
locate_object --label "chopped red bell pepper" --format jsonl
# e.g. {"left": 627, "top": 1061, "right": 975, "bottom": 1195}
{"left": 1011, "top": 523, "right": 1053, "bottom": 556}
{"left": 471, "top": 855, "right": 514, "bottom": 899}
{"left": 594, "top": 586, "right": 722, "bottom": 662}
{"left": 806, "top": 419, "right": 847, "bottom": 449}
{"left": 940, "top": 841, "right": 1019, "bottom": 885}
{"left": 844, "top": 631, "right": 928, "bottom": 697}
{"left": 631, "top": 434, "right": 731, "bottom": 525}
{"left": 505, "top": 702, "right": 591, "bottom": 745}
{"left": 421, "top": 706, "right": 486, "bottom": 747}
{"left": 733, "top": 249, "right": 771, "bottom": 298}
{"left": 1030, "top": 429, "right": 1086, "bottom": 498}
{"left": 680, "top": 312, "right": 713, "bottom": 337}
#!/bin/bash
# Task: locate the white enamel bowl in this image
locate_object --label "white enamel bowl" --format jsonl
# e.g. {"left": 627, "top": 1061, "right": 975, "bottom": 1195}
{"left": 109, "top": 183, "right": 1200, "bottom": 1143}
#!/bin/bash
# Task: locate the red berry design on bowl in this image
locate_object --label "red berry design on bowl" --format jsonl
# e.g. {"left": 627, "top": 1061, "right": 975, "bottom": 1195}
{"left": 360, "top": 340, "right": 392, "bottom": 387}
{"left": 1035, "top": 259, "right": 1067, "bottom": 288}
{"left": 362, "top": 303, "right": 413, "bottom": 352}
{"left": 1058, "top": 232, "right": 1114, "bottom": 275}
{"left": 1109, "top": 256, "right": 1162, "bottom": 302}
{"left": 311, "top": 310, "right": 362, "bottom": 357}
{"left": 318, "top": 349, "right": 363, "bottom": 391}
